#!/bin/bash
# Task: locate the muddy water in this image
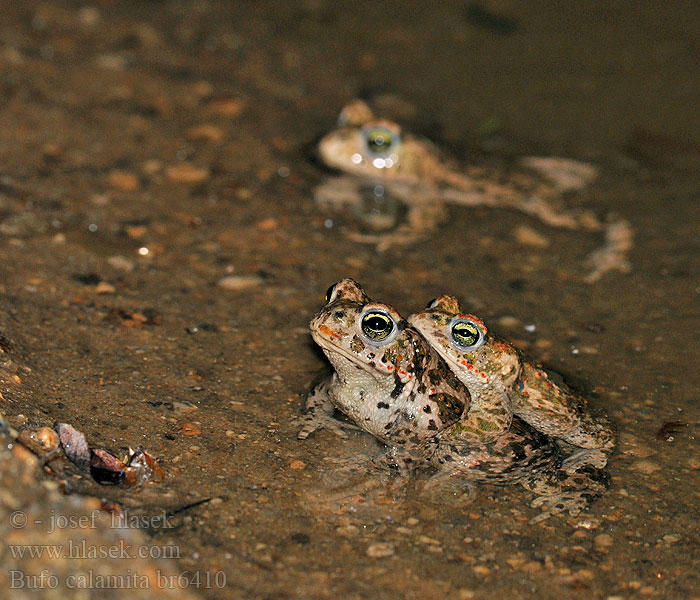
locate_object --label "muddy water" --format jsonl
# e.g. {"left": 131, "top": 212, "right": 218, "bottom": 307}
{"left": 0, "top": 1, "right": 699, "bottom": 599}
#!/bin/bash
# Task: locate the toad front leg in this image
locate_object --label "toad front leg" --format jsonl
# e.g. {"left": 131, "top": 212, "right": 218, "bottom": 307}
{"left": 297, "top": 375, "right": 360, "bottom": 440}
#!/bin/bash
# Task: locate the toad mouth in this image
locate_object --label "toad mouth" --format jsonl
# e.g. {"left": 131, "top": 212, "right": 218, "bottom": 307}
{"left": 311, "top": 329, "right": 388, "bottom": 379}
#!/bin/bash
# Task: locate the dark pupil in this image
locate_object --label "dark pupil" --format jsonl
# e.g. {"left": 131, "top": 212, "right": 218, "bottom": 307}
{"left": 362, "top": 314, "right": 393, "bottom": 340}
{"left": 325, "top": 284, "right": 337, "bottom": 303}
{"left": 367, "top": 130, "right": 392, "bottom": 153}
{"left": 452, "top": 322, "right": 479, "bottom": 347}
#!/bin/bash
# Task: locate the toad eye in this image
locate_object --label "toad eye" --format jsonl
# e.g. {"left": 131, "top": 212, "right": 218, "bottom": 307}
{"left": 362, "top": 126, "right": 399, "bottom": 156}
{"left": 361, "top": 311, "right": 395, "bottom": 342}
{"left": 325, "top": 283, "right": 338, "bottom": 303}
{"left": 450, "top": 319, "right": 484, "bottom": 351}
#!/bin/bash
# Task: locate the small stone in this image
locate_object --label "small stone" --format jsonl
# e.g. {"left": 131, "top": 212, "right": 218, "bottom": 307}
{"left": 142, "top": 159, "right": 162, "bottom": 175}
{"left": 417, "top": 535, "right": 441, "bottom": 546}
{"left": 186, "top": 125, "right": 224, "bottom": 143}
{"left": 514, "top": 224, "right": 550, "bottom": 248}
{"left": 125, "top": 225, "right": 148, "bottom": 239}
{"left": 95, "top": 281, "right": 115, "bottom": 294}
{"left": 108, "top": 170, "right": 140, "bottom": 192}
{"left": 663, "top": 534, "right": 681, "bottom": 544}
{"left": 289, "top": 460, "right": 307, "bottom": 470}
{"left": 497, "top": 315, "right": 520, "bottom": 329}
{"left": 405, "top": 517, "right": 419, "bottom": 526}
{"left": 472, "top": 565, "right": 491, "bottom": 576}
{"left": 458, "top": 591, "right": 476, "bottom": 600}
{"left": 217, "top": 275, "right": 264, "bottom": 290}
{"left": 256, "top": 217, "right": 279, "bottom": 231}
{"left": 366, "top": 542, "right": 394, "bottom": 558}
{"left": 207, "top": 97, "right": 245, "bottom": 117}
{"left": 96, "top": 54, "right": 127, "bottom": 71}
{"left": 594, "top": 533, "right": 614, "bottom": 547}
{"left": 17, "top": 427, "right": 59, "bottom": 454}
{"left": 166, "top": 163, "right": 210, "bottom": 184}
{"left": 107, "top": 255, "right": 135, "bottom": 272}
{"left": 180, "top": 422, "right": 201, "bottom": 436}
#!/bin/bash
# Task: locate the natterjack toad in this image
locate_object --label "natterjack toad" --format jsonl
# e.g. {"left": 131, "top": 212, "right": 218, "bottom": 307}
{"left": 316, "top": 100, "right": 632, "bottom": 281}
{"left": 299, "top": 280, "right": 610, "bottom": 520}
{"left": 409, "top": 295, "right": 615, "bottom": 466}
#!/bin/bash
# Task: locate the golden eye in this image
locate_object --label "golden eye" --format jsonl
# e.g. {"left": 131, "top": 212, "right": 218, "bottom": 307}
{"left": 361, "top": 311, "right": 395, "bottom": 341}
{"left": 450, "top": 319, "right": 483, "bottom": 350}
{"left": 363, "top": 126, "right": 398, "bottom": 156}
{"left": 325, "top": 283, "right": 337, "bottom": 303}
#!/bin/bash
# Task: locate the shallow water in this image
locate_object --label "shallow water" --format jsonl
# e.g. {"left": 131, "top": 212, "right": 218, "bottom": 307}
{"left": 0, "top": 1, "right": 699, "bottom": 598}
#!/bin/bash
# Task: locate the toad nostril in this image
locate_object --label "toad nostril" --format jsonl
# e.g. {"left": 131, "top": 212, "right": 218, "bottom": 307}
{"left": 333, "top": 311, "right": 345, "bottom": 319}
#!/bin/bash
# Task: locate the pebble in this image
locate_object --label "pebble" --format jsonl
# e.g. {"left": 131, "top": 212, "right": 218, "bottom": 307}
{"left": 256, "top": 217, "right": 279, "bottom": 231}
{"left": 472, "top": 565, "right": 491, "bottom": 576}
{"left": 594, "top": 533, "right": 614, "bottom": 547}
{"left": 186, "top": 125, "right": 224, "bottom": 143}
{"left": 217, "top": 275, "right": 264, "bottom": 291}
{"left": 366, "top": 542, "right": 394, "bottom": 558}
{"left": 17, "top": 427, "right": 59, "bottom": 454}
{"left": 96, "top": 54, "right": 127, "bottom": 71}
{"left": 207, "top": 98, "right": 245, "bottom": 118}
{"left": 109, "top": 170, "right": 140, "bottom": 192}
{"left": 417, "top": 535, "right": 441, "bottom": 546}
{"left": 107, "top": 255, "right": 132, "bottom": 271}
{"left": 497, "top": 315, "right": 520, "bottom": 330}
{"left": 180, "top": 422, "right": 201, "bottom": 436}
{"left": 288, "top": 460, "right": 306, "bottom": 470}
{"left": 166, "top": 163, "right": 210, "bottom": 184}
{"left": 95, "top": 281, "right": 115, "bottom": 294}
{"left": 142, "top": 159, "right": 162, "bottom": 175}
{"left": 125, "top": 225, "right": 148, "bottom": 239}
